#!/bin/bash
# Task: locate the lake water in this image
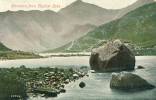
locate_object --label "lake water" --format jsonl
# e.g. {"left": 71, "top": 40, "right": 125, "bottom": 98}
{"left": 0, "top": 56, "right": 89, "bottom": 68}
{"left": 0, "top": 56, "right": 156, "bottom": 100}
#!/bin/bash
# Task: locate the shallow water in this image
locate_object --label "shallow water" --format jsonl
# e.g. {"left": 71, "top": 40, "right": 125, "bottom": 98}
{"left": 0, "top": 56, "right": 89, "bottom": 68}
{"left": 0, "top": 56, "right": 156, "bottom": 100}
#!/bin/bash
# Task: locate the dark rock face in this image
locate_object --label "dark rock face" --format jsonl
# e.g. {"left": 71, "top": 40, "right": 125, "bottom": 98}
{"left": 110, "top": 72, "right": 155, "bottom": 90}
{"left": 90, "top": 40, "right": 135, "bottom": 72}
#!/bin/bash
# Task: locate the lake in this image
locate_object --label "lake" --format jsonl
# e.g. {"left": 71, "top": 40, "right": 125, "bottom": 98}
{"left": 0, "top": 56, "right": 156, "bottom": 100}
{"left": 0, "top": 56, "right": 89, "bottom": 68}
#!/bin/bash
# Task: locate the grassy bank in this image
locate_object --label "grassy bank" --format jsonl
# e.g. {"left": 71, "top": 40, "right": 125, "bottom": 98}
{"left": 0, "top": 51, "right": 42, "bottom": 60}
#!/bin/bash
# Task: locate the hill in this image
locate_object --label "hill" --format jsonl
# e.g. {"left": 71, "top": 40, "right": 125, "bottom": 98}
{"left": 50, "top": 3, "right": 156, "bottom": 55}
{"left": 0, "top": 42, "right": 41, "bottom": 59}
{"left": 0, "top": 42, "right": 11, "bottom": 51}
{"left": 0, "top": 0, "right": 154, "bottom": 52}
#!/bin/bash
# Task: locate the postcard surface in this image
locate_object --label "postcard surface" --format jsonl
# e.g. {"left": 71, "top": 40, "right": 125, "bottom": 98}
{"left": 0, "top": 0, "right": 156, "bottom": 100}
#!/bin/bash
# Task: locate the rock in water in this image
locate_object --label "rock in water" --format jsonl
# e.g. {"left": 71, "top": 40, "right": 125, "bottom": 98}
{"left": 59, "top": 89, "right": 66, "bottom": 93}
{"left": 137, "top": 65, "right": 145, "bottom": 69}
{"left": 89, "top": 39, "right": 135, "bottom": 72}
{"left": 110, "top": 72, "right": 155, "bottom": 90}
{"left": 79, "top": 82, "right": 86, "bottom": 88}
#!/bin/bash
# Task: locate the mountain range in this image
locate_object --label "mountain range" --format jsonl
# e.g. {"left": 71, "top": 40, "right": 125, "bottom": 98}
{"left": 51, "top": 2, "right": 156, "bottom": 53}
{"left": 0, "top": 0, "right": 154, "bottom": 52}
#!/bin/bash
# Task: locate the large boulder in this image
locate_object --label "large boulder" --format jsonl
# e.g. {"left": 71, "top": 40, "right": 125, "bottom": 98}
{"left": 89, "top": 39, "right": 135, "bottom": 72}
{"left": 110, "top": 72, "right": 155, "bottom": 90}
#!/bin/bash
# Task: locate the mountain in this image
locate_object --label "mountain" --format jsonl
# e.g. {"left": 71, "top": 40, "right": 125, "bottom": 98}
{"left": 51, "top": 2, "right": 156, "bottom": 53}
{"left": 0, "top": 42, "right": 11, "bottom": 51}
{"left": 0, "top": 10, "right": 64, "bottom": 52}
{"left": 59, "top": 0, "right": 117, "bottom": 26}
{"left": 59, "top": 0, "right": 154, "bottom": 25}
{"left": 0, "top": 0, "right": 154, "bottom": 52}
{"left": 61, "top": 24, "right": 97, "bottom": 41}
{"left": 115, "top": 0, "right": 155, "bottom": 18}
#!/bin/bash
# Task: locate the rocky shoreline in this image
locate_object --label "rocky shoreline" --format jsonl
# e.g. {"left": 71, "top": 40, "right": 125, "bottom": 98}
{"left": 0, "top": 66, "right": 88, "bottom": 99}
{"left": 26, "top": 67, "right": 88, "bottom": 97}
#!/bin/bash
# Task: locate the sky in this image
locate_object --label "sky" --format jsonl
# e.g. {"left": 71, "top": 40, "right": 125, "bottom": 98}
{"left": 0, "top": 0, "right": 149, "bottom": 12}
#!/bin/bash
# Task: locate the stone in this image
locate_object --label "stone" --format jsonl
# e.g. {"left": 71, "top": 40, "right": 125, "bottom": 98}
{"left": 64, "top": 79, "right": 70, "bottom": 84}
{"left": 137, "top": 65, "right": 145, "bottom": 69}
{"left": 90, "top": 70, "right": 95, "bottom": 73}
{"left": 80, "top": 66, "right": 88, "bottom": 70}
{"left": 73, "top": 74, "right": 79, "bottom": 79}
{"left": 20, "top": 65, "right": 26, "bottom": 69}
{"left": 110, "top": 72, "right": 155, "bottom": 90}
{"left": 44, "top": 91, "right": 57, "bottom": 97}
{"left": 33, "top": 89, "right": 58, "bottom": 97}
{"left": 86, "top": 74, "right": 89, "bottom": 77}
{"left": 90, "top": 39, "right": 135, "bottom": 72}
{"left": 79, "top": 82, "right": 86, "bottom": 88}
{"left": 59, "top": 89, "right": 66, "bottom": 93}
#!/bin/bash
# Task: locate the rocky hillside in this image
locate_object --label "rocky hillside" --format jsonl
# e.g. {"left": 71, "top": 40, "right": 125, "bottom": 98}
{"left": 50, "top": 3, "right": 156, "bottom": 55}
{"left": 0, "top": 0, "right": 154, "bottom": 52}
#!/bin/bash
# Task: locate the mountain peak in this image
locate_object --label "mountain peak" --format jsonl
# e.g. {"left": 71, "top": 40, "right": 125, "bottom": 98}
{"left": 59, "top": 0, "right": 105, "bottom": 13}
{"left": 71, "top": 0, "right": 85, "bottom": 5}
{"left": 77, "top": 0, "right": 82, "bottom": 2}
{"left": 75, "top": 0, "right": 83, "bottom": 3}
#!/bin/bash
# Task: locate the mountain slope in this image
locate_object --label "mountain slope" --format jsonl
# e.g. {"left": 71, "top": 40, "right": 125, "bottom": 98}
{"left": 0, "top": 42, "right": 41, "bottom": 59}
{"left": 61, "top": 24, "right": 97, "bottom": 41}
{"left": 115, "top": 0, "right": 154, "bottom": 18}
{"left": 51, "top": 3, "right": 156, "bottom": 53}
{"left": 0, "top": 0, "right": 154, "bottom": 52}
{"left": 59, "top": 0, "right": 154, "bottom": 26}
{"left": 0, "top": 42, "right": 11, "bottom": 51}
{"left": 59, "top": 0, "right": 117, "bottom": 26}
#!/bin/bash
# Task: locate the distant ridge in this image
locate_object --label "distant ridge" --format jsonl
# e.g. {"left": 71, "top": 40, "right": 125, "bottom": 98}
{"left": 0, "top": 0, "right": 154, "bottom": 52}
{"left": 50, "top": 2, "right": 156, "bottom": 53}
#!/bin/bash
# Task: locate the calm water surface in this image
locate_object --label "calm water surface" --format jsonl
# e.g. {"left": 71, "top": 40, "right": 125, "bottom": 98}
{"left": 0, "top": 56, "right": 156, "bottom": 100}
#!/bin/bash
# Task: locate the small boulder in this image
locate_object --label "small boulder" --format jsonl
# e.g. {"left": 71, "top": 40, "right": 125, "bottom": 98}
{"left": 33, "top": 89, "right": 58, "bottom": 97}
{"left": 73, "top": 74, "right": 79, "bottom": 79}
{"left": 64, "top": 79, "right": 70, "bottom": 84}
{"left": 137, "top": 65, "right": 145, "bottom": 69}
{"left": 90, "top": 39, "right": 135, "bottom": 72}
{"left": 20, "top": 65, "right": 26, "bottom": 69}
{"left": 90, "top": 70, "right": 95, "bottom": 73}
{"left": 79, "top": 82, "right": 86, "bottom": 88}
{"left": 110, "top": 72, "right": 155, "bottom": 90}
{"left": 44, "top": 91, "right": 58, "bottom": 97}
{"left": 59, "top": 89, "right": 66, "bottom": 93}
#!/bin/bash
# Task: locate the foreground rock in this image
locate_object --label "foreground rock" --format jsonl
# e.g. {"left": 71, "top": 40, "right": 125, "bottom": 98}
{"left": 33, "top": 89, "right": 58, "bottom": 97}
{"left": 79, "top": 82, "right": 86, "bottom": 88}
{"left": 137, "top": 65, "right": 145, "bottom": 69}
{"left": 90, "top": 39, "right": 135, "bottom": 72}
{"left": 110, "top": 72, "right": 155, "bottom": 90}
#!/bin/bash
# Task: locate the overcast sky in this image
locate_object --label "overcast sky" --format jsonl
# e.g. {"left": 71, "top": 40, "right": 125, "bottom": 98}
{"left": 0, "top": 0, "right": 149, "bottom": 12}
